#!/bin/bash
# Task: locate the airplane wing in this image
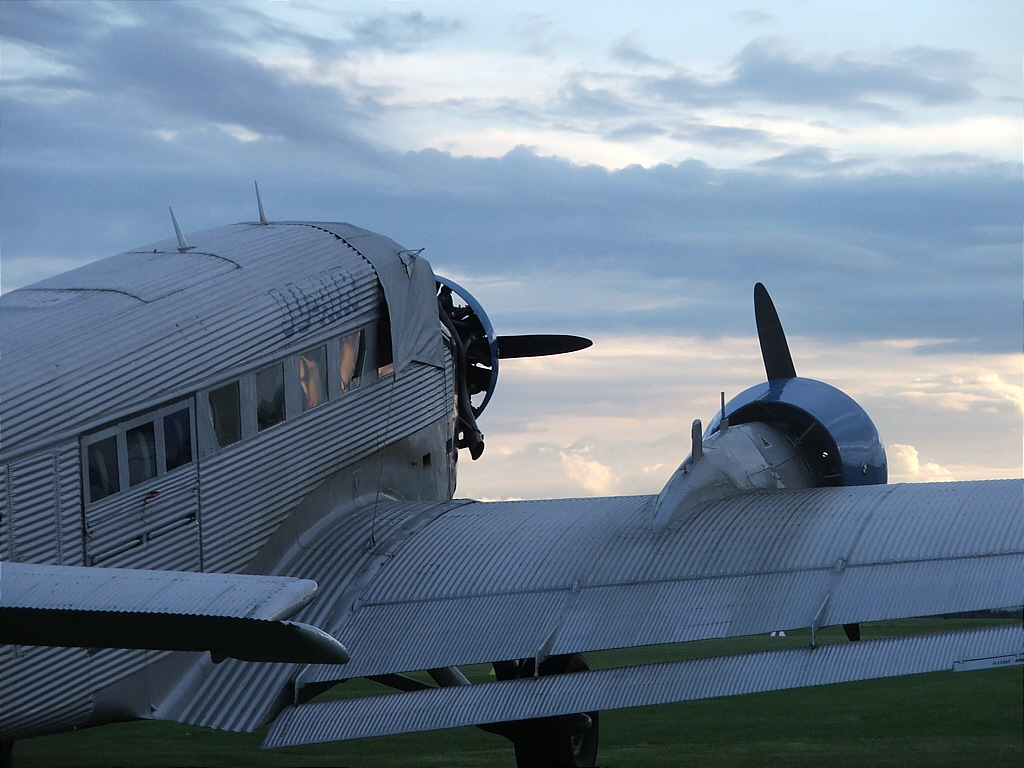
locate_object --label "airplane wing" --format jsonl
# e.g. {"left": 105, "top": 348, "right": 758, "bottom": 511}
{"left": 0, "top": 562, "right": 349, "bottom": 664}
{"left": 151, "top": 478, "right": 1023, "bottom": 743}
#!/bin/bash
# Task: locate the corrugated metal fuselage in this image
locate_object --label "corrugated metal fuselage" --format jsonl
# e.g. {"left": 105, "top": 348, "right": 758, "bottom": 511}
{"left": 0, "top": 222, "right": 457, "bottom": 739}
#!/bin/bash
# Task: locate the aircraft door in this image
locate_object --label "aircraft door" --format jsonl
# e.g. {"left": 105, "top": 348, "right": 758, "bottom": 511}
{"left": 81, "top": 400, "right": 201, "bottom": 570}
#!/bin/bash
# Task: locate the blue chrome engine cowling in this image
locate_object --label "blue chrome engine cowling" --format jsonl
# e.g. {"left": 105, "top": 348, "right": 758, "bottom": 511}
{"left": 705, "top": 377, "right": 887, "bottom": 486}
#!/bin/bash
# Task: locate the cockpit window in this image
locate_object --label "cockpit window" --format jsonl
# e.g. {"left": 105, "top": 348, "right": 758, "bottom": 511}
{"left": 209, "top": 382, "right": 241, "bottom": 447}
{"left": 256, "top": 363, "right": 285, "bottom": 431}
{"left": 377, "top": 319, "right": 394, "bottom": 377}
{"left": 126, "top": 422, "right": 157, "bottom": 486}
{"left": 87, "top": 435, "right": 120, "bottom": 502}
{"left": 300, "top": 345, "right": 327, "bottom": 412}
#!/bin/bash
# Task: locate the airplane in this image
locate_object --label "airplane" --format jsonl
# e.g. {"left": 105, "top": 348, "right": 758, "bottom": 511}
{"left": 1, "top": 189, "right": 1021, "bottom": 768}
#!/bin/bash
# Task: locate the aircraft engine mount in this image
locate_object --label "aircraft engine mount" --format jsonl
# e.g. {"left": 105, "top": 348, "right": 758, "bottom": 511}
{"left": 436, "top": 275, "right": 591, "bottom": 461}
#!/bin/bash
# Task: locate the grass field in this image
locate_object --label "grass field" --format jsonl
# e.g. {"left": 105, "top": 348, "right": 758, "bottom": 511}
{"left": 13, "top": 619, "right": 1022, "bottom": 767}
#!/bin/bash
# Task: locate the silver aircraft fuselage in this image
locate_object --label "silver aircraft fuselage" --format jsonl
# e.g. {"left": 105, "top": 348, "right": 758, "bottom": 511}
{"left": 1, "top": 221, "right": 456, "bottom": 738}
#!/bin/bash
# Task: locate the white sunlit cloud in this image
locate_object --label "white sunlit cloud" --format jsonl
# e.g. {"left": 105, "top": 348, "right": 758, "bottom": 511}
{"left": 560, "top": 447, "right": 621, "bottom": 495}
{"left": 888, "top": 443, "right": 955, "bottom": 482}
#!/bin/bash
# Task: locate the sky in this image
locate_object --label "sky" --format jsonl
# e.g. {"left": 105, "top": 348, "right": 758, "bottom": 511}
{"left": 2, "top": 0, "right": 1021, "bottom": 499}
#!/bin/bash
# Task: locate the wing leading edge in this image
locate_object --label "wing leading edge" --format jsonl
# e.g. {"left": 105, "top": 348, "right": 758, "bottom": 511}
{"left": 0, "top": 562, "right": 349, "bottom": 664}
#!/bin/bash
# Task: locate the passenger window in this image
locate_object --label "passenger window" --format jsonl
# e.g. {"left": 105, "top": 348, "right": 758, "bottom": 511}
{"left": 164, "top": 408, "right": 193, "bottom": 470}
{"left": 209, "top": 382, "right": 241, "bottom": 447}
{"left": 126, "top": 422, "right": 158, "bottom": 486}
{"left": 300, "top": 346, "right": 328, "bottom": 412}
{"left": 339, "top": 331, "right": 364, "bottom": 392}
{"left": 87, "top": 435, "right": 120, "bottom": 502}
{"left": 256, "top": 364, "right": 285, "bottom": 431}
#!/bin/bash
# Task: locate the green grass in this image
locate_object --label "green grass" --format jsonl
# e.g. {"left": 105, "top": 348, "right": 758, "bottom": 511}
{"left": 13, "top": 619, "right": 1022, "bottom": 767}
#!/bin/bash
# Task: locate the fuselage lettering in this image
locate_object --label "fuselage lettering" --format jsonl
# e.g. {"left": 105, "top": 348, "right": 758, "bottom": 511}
{"left": 268, "top": 267, "right": 357, "bottom": 338}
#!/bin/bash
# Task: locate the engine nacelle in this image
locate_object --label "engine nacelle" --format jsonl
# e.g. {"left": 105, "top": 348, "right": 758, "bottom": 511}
{"left": 707, "top": 377, "right": 887, "bottom": 487}
{"left": 651, "top": 377, "right": 886, "bottom": 531}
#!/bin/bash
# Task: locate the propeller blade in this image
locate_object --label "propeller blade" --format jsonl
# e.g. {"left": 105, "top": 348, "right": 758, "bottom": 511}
{"left": 754, "top": 283, "right": 797, "bottom": 381}
{"left": 497, "top": 334, "right": 593, "bottom": 359}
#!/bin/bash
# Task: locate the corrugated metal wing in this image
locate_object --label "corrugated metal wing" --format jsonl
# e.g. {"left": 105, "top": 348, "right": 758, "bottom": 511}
{"left": 263, "top": 624, "right": 1023, "bottom": 748}
{"left": 167, "top": 478, "right": 1021, "bottom": 735}
{"left": 307, "top": 479, "right": 1021, "bottom": 681}
{"left": 0, "top": 561, "right": 319, "bottom": 618}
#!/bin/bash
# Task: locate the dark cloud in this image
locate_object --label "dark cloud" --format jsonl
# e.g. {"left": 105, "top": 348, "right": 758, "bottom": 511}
{"left": 673, "top": 123, "right": 779, "bottom": 149}
{"left": 0, "top": 0, "right": 110, "bottom": 51}
{"left": 348, "top": 11, "right": 462, "bottom": 52}
{"left": 94, "top": 24, "right": 371, "bottom": 146}
{"left": 7, "top": 135, "right": 1017, "bottom": 355}
{"left": 605, "top": 122, "right": 668, "bottom": 141}
{"left": 730, "top": 38, "right": 980, "bottom": 110}
{"left": 557, "top": 77, "right": 636, "bottom": 118}
{"left": 610, "top": 32, "right": 670, "bottom": 68}
{"left": 2, "top": 5, "right": 1018, "bottom": 360}
{"left": 1, "top": 1, "right": 468, "bottom": 156}
{"left": 752, "top": 146, "right": 866, "bottom": 171}
{"left": 645, "top": 37, "right": 983, "bottom": 116}
{"left": 2, "top": 2, "right": 383, "bottom": 162}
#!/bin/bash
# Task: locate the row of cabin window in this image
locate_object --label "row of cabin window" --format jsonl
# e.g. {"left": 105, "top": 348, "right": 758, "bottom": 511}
{"left": 206, "top": 328, "right": 378, "bottom": 450}
{"left": 85, "top": 403, "right": 194, "bottom": 505}
{"left": 83, "top": 326, "right": 386, "bottom": 506}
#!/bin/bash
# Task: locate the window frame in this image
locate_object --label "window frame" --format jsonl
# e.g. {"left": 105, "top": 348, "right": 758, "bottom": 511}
{"left": 299, "top": 344, "right": 329, "bottom": 412}
{"left": 207, "top": 380, "right": 243, "bottom": 448}
{"left": 81, "top": 399, "right": 196, "bottom": 507}
{"left": 332, "top": 329, "right": 365, "bottom": 396}
{"left": 255, "top": 362, "right": 286, "bottom": 432}
{"left": 195, "top": 325, "right": 377, "bottom": 459}
{"left": 82, "top": 427, "right": 122, "bottom": 505}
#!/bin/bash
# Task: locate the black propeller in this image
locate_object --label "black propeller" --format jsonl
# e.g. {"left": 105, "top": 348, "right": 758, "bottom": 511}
{"left": 497, "top": 334, "right": 592, "bottom": 359}
{"left": 436, "top": 276, "right": 592, "bottom": 460}
{"left": 754, "top": 282, "right": 797, "bottom": 381}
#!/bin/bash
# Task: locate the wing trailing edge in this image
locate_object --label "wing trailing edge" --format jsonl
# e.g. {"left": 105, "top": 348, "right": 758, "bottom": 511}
{"left": 264, "top": 624, "right": 1022, "bottom": 747}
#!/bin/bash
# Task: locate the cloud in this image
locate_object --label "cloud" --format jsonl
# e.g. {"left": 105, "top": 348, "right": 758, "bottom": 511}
{"left": 894, "top": 369, "right": 1024, "bottom": 416}
{"left": 729, "top": 38, "right": 980, "bottom": 112}
{"left": 0, "top": 0, "right": 113, "bottom": 52}
{"left": 4, "top": 142, "right": 1019, "bottom": 359}
{"left": 510, "top": 12, "right": 573, "bottom": 59}
{"left": 733, "top": 10, "right": 777, "bottom": 26}
{"left": 753, "top": 146, "right": 866, "bottom": 172}
{"left": 610, "top": 32, "right": 669, "bottom": 68}
{"left": 674, "top": 123, "right": 781, "bottom": 149}
{"left": 2, "top": 0, "right": 1019, "bottom": 503}
{"left": 557, "top": 75, "right": 637, "bottom": 118}
{"left": 348, "top": 11, "right": 462, "bottom": 53}
{"left": 2, "top": 2, "right": 382, "bottom": 160}
{"left": 888, "top": 443, "right": 954, "bottom": 482}
{"left": 560, "top": 448, "right": 620, "bottom": 495}
{"left": 605, "top": 122, "right": 669, "bottom": 141}
{"left": 644, "top": 37, "right": 983, "bottom": 116}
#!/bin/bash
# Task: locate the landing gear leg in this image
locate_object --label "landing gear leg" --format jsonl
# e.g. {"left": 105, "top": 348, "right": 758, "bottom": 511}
{"left": 497, "top": 654, "right": 599, "bottom": 768}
